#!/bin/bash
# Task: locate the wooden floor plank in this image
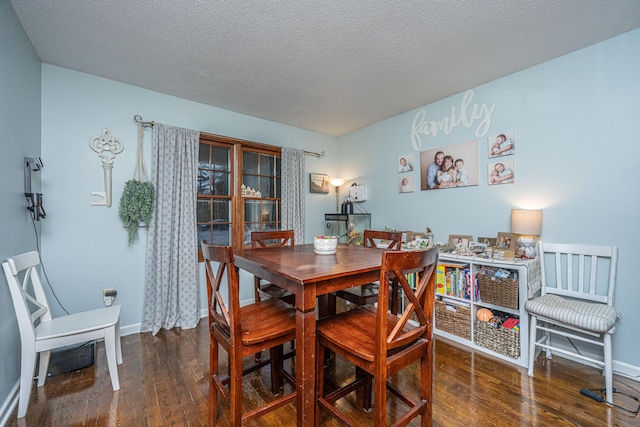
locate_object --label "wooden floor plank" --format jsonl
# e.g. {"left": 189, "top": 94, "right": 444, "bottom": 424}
{"left": 5, "top": 320, "right": 639, "bottom": 426}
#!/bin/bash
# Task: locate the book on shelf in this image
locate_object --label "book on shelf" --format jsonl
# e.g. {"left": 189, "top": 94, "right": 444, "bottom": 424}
{"left": 436, "top": 262, "right": 470, "bottom": 299}
{"left": 436, "top": 264, "right": 446, "bottom": 294}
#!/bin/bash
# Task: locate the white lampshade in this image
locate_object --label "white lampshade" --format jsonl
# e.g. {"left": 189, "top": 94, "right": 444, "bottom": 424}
{"left": 330, "top": 178, "right": 345, "bottom": 188}
{"left": 511, "top": 209, "right": 542, "bottom": 258}
{"left": 510, "top": 209, "right": 542, "bottom": 236}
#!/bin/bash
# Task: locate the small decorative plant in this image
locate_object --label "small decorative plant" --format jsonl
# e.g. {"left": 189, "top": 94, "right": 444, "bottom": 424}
{"left": 119, "top": 119, "right": 154, "bottom": 245}
{"left": 119, "top": 180, "right": 154, "bottom": 245}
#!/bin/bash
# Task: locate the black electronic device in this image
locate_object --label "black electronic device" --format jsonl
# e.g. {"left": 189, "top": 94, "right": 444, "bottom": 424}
{"left": 24, "top": 157, "right": 46, "bottom": 221}
{"left": 580, "top": 388, "right": 605, "bottom": 402}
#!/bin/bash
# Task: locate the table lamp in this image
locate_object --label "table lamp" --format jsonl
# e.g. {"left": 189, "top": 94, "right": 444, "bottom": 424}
{"left": 510, "top": 209, "right": 542, "bottom": 258}
{"left": 330, "top": 178, "right": 345, "bottom": 213}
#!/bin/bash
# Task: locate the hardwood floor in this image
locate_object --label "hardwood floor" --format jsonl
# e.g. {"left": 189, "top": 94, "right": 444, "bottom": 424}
{"left": 5, "top": 321, "right": 639, "bottom": 426}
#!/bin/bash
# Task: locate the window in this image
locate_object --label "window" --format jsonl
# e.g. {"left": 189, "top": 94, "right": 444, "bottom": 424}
{"left": 242, "top": 150, "right": 281, "bottom": 246}
{"left": 197, "top": 133, "right": 281, "bottom": 259}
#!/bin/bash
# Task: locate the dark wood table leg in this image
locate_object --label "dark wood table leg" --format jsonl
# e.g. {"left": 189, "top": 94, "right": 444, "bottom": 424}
{"left": 296, "top": 292, "right": 317, "bottom": 426}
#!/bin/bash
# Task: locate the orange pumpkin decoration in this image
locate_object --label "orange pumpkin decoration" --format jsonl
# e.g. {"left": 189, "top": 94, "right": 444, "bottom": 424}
{"left": 476, "top": 308, "right": 494, "bottom": 322}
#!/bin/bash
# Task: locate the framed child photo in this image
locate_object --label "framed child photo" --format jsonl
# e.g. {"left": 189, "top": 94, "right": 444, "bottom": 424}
{"left": 495, "top": 232, "right": 516, "bottom": 250}
{"left": 488, "top": 160, "right": 514, "bottom": 185}
{"left": 398, "top": 154, "right": 414, "bottom": 173}
{"left": 399, "top": 175, "right": 414, "bottom": 193}
{"left": 488, "top": 131, "right": 515, "bottom": 158}
{"left": 448, "top": 234, "right": 472, "bottom": 252}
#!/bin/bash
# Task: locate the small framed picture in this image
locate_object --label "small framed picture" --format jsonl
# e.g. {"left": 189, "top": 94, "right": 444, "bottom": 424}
{"left": 488, "top": 160, "right": 514, "bottom": 185}
{"left": 398, "top": 154, "right": 414, "bottom": 173}
{"left": 478, "top": 236, "right": 497, "bottom": 247}
{"left": 309, "top": 173, "right": 330, "bottom": 194}
{"left": 448, "top": 235, "right": 472, "bottom": 252}
{"left": 405, "top": 231, "right": 424, "bottom": 244}
{"left": 398, "top": 175, "right": 414, "bottom": 193}
{"left": 469, "top": 242, "right": 488, "bottom": 253}
{"left": 496, "top": 232, "right": 516, "bottom": 250}
{"left": 488, "top": 131, "right": 515, "bottom": 158}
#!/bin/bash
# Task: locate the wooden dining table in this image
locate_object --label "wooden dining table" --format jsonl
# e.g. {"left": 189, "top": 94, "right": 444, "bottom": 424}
{"left": 234, "top": 242, "right": 387, "bottom": 426}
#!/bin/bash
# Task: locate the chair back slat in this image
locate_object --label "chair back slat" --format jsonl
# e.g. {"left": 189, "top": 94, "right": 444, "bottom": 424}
{"left": 540, "top": 242, "right": 617, "bottom": 305}
{"left": 201, "top": 242, "right": 241, "bottom": 337}
{"left": 251, "top": 230, "right": 294, "bottom": 248}
{"left": 363, "top": 230, "right": 402, "bottom": 250}
{"left": 3, "top": 251, "right": 52, "bottom": 345}
{"left": 377, "top": 247, "right": 438, "bottom": 353}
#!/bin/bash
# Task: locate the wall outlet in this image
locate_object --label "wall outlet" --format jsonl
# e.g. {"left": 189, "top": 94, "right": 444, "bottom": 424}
{"left": 103, "top": 288, "right": 117, "bottom": 306}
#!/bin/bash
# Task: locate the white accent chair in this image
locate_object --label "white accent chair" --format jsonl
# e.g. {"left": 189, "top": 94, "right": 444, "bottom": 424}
{"left": 2, "top": 251, "right": 122, "bottom": 418}
{"left": 525, "top": 242, "right": 618, "bottom": 403}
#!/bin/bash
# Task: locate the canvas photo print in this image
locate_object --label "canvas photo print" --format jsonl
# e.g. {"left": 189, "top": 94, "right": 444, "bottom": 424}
{"left": 419, "top": 139, "right": 479, "bottom": 190}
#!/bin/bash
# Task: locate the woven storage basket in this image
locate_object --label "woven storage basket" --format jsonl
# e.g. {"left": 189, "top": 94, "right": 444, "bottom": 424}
{"left": 473, "top": 320, "right": 520, "bottom": 358}
{"left": 434, "top": 300, "right": 471, "bottom": 340}
{"left": 476, "top": 273, "right": 518, "bottom": 310}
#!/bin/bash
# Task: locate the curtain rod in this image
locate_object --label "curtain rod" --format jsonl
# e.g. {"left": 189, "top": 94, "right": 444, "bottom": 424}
{"left": 134, "top": 115, "right": 322, "bottom": 158}
{"left": 304, "top": 150, "right": 325, "bottom": 158}
{"left": 133, "top": 115, "right": 155, "bottom": 127}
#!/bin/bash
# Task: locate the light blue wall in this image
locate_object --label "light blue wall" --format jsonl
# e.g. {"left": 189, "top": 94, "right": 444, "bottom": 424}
{"left": 0, "top": 0, "right": 42, "bottom": 414}
{"left": 338, "top": 29, "right": 640, "bottom": 371}
{"left": 3, "top": 1, "right": 640, "bottom": 415}
{"left": 39, "top": 65, "right": 338, "bottom": 328}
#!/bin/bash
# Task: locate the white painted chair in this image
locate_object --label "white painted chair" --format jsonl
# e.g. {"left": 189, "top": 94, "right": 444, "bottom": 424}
{"left": 2, "top": 251, "right": 122, "bottom": 418}
{"left": 526, "top": 242, "right": 618, "bottom": 403}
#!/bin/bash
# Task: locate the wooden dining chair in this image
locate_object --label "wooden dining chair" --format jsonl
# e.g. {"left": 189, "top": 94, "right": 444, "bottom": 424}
{"left": 315, "top": 247, "right": 438, "bottom": 426}
{"left": 202, "top": 241, "right": 297, "bottom": 426}
{"left": 332, "top": 230, "right": 403, "bottom": 312}
{"left": 251, "top": 230, "right": 295, "bottom": 305}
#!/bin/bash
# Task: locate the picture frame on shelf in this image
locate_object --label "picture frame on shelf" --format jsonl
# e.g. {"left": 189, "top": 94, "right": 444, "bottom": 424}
{"left": 469, "top": 241, "right": 488, "bottom": 254}
{"left": 478, "top": 236, "right": 497, "bottom": 247}
{"left": 448, "top": 234, "right": 473, "bottom": 253}
{"left": 309, "top": 173, "right": 330, "bottom": 194}
{"left": 404, "top": 231, "right": 423, "bottom": 242}
{"left": 495, "top": 232, "right": 516, "bottom": 250}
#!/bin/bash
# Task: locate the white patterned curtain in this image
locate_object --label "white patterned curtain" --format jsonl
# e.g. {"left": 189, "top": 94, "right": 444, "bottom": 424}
{"left": 281, "top": 148, "right": 305, "bottom": 243}
{"left": 141, "top": 123, "right": 200, "bottom": 335}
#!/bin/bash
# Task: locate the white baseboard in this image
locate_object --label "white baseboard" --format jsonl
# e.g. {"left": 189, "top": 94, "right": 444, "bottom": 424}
{"left": 0, "top": 383, "right": 18, "bottom": 427}
{"left": 613, "top": 359, "right": 640, "bottom": 381}
{"left": 539, "top": 348, "right": 640, "bottom": 383}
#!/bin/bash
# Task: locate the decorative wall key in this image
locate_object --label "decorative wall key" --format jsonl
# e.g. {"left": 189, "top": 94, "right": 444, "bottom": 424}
{"left": 89, "top": 128, "right": 124, "bottom": 207}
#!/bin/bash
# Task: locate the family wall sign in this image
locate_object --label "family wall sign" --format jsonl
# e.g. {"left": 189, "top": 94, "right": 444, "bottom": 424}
{"left": 410, "top": 90, "right": 495, "bottom": 151}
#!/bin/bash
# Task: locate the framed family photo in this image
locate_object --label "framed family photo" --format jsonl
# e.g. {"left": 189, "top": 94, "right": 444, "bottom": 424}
{"left": 488, "top": 131, "right": 515, "bottom": 158}
{"left": 419, "top": 139, "right": 479, "bottom": 190}
{"left": 496, "top": 232, "right": 516, "bottom": 250}
{"left": 309, "top": 173, "right": 330, "bottom": 194}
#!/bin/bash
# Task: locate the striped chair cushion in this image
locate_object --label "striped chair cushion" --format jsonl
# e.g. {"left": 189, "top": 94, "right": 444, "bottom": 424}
{"left": 525, "top": 294, "right": 617, "bottom": 333}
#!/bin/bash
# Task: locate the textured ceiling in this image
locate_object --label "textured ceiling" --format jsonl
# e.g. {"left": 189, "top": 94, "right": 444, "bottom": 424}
{"left": 9, "top": 0, "right": 640, "bottom": 136}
